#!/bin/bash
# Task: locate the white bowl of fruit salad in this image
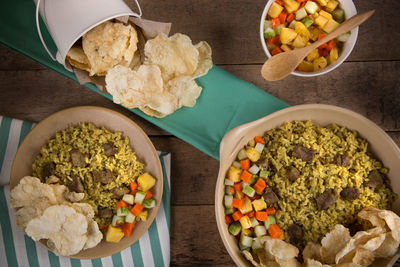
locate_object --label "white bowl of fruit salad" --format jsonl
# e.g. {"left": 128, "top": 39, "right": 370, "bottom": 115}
{"left": 260, "top": 0, "right": 358, "bottom": 77}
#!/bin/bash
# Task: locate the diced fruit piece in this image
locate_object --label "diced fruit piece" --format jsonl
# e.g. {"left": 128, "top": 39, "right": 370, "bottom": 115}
{"left": 292, "top": 35, "right": 307, "bottom": 48}
{"left": 245, "top": 148, "right": 261, "bottom": 162}
{"left": 239, "top": 215, "right": 252, "bottom": 229}
{"left": 117, "top": 206, "right": 130, "bottom": 216}
{"left": 264, "top": 20, "right": 272, "bottom": 31}
{"left": 264, "top": 215, "right": 277, "bottom": 229}
{"left": 247, "top": 139, "right": 255, "bottom": 147}
{"left": 280, "top": 28, "right": 298, "bottom": 44}
{"left": 249, "top": 174, "right": 258, "bottom": 186}
{"left": 225, "top": 178, "right": 234, "bottom": 186}
{"left": 316, "top": 0, "right": 328, "bottom": 6}
{"left": 137, "top": 210, "right": 148, "bottom": 221}
{"left": 297, "top": 60, "right": 314, "bottom": 72}
{"left": 106, "top": 225, "right": 125, "bottom": 243}
{"left": 224, "top": 195, "right": 233, "bottom": 208}
{"left": 313, "top": 56, "right": 328, "bottom": 71}
{"left": 323, "top": 19, "right": 340, "bottom": 33}
{"left": 252, "top": 198, "right": 267, "bottom": 211}
{"left": 283, "top": 0, "right": 300, "bottom": 13}
{"left": 325, "top": 0, "right": 339, "bottom": 12}
{"left": 248, "top": 165, "right": 260, "bottom": 175}
{"left": 302, "top": 18, "right": 314, "bottom": 27}
{"left": 122, "top": 194, "right": 134, "bottom": 205}
{"left": 254, "top": 225, "right": 267, "bottom": 237}
{"left": 309, "top": 26, "right": 322, "bottom": 41}
{"left": 227, "top": 166, "right": 241, "bottom": 183}
{"left": 135, "top": 191, "right": 146, "bottom": 204}
{"left": 314, "top": 15, "right": 328, "bottom": 28}
{"left": 268, "top": 224, "right": 283, "bottom": 238}
{"left": 125, "top": 212, "right": 136, "bottom": 223}
{"left": 259, "top": 170, "right": 270, "bottom": 178}
{"left": 240, "top": 234, "right": 253, "bottom": 248}
{"left": 137, "top": 173, "right": 156, "bottom": 192}
{"left": 239, "top": 197, "right": 253, "bottom": 214}
{"left": 337, "top": 31, "right": 351, "bottom": 42}
{"left": 225, "top": 207, "right": 234, "bottom": 215}
{"left": 264, "top": 27, "right": 276, "bottom": 39}
{"left": 254, "top": 143, "right": 265, "bottom": 154}
{"left": 143, "top": 199, "right": 156, "bottom": 209}
{"left": 295, "top": 7, "right": 307, "bottom": 20}
{"left": 274, "top": 24, "right": 286, "bottom": 35}
{"left": 281, "top": 44, "right": 291, "bottom": 52}
{"left": 307, "top": 49, "right": 319, "bottom": 61}
{"left": 228, "top": 221, "right": 242, "bottom": 235}
{"left": 329, "top": 47, "right": 339, "bottom": 63}
{"left": 268, "top": 2, "right": 284, "bottom": 18}
{"left": 305, "top": 1, "right": 318, "bottom": 14}
{"left": 294, "top": 21, "right": 310, "bottom": 38}
{"left": 332, "top": 8, "right": 345, "bottom": 23}
{"left": 242, "top": 228, "right": 252, "bottom": 236}
{"left": 112, "top": 215, "right": 125, "bottom": 227}
{"left": 243, "top": 185, "right": 256, "bottom": 197}
{"left": 251, "top": 217, "right": 259, "bottom": 227}
{"left": 237, "top": 149, "right": 247, "bottom": 160}
{"left": 319, "top": 10, "right": 333, "bottom": 20}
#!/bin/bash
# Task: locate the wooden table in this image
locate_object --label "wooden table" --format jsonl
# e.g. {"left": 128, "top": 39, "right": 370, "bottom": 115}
{"left": 0, "top": 0, "right": 399, "bottom": 265}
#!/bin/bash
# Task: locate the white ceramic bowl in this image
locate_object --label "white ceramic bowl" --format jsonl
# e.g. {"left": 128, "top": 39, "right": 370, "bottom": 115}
{"left": 215, "top": 104, "right": 400, "bottom": 266}
{"left": 259, "top": 0, "right": 359, "bottom": 77}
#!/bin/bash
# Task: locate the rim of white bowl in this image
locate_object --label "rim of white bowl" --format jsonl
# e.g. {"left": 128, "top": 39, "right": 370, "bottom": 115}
{"left": 259, "top": 0, "right": 359, "bottom": 77}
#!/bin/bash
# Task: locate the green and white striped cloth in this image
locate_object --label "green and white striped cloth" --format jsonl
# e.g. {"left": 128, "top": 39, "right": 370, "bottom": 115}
{"left": 0, "top": 116, "right": 171, "bottom": 267}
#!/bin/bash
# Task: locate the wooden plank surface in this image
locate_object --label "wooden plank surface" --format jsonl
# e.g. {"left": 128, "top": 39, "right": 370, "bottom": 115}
{"left": 0, "top": 0, "right": 399, "bottom": 266}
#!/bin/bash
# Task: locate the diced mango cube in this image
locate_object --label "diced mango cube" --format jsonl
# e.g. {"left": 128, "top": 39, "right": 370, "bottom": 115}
{"left": 316, "top": 0, "right": 328, "bottom": 6}
{"left": 309, "top": 26, "right": 322, "bottom": 41}
{"left": 292, "top": 35, "right": 307, "bottom": 48}
{"left": 305, "top": 1, "right": 319, "bottom": 14}
{"left": 280, "top": 44, "right": 292, "bottom": 52}
{"left": 297, "top": 60, "right": 314, "bottom": 72}
{"left": 325, "top": 0, "right": 339, "bottom": 12}
{"left": 228, "top": 166, "right": 241, "bottom": 183}
{"left": 319, "top": 10, "right": 333, "bottom": 20}
{"left": 252, "top": 198, "right": 267, "bottom": 211}
{"left": 307, "top": 49, "right": 320, "bottom": 62}
{"left": 283, "top": 0, "right": 300, "bottom": 13}
{"left": 280, "top": 28, "right": 298, "bottom": 44}
{"left": 313, "top": 56, "right": 328, "bottom": 71}
{"left": 239, "top": 215, "right": 252, "bottom": 229}
{"left": 294, "top": 21, "right": 310, "bottom": 39}
{"left": 137, "top": 173, "right": 156, "bottom": 192}
{"left": 106, "top": 225, "right": 125, "bottom": 243}
{"left": 322, "top": 19, "right": 340, "bottom": 33}
{"left": 314, "top": 15, "right": 328, "bottom": 28}
{"left": 329, "top": 47, "right": 339, "bottom": 63}
{"left": 268, "top": 2, "right": 284, "bottom": 18}
{"left": 245, "top": 147, "right": 261, "bottom": 162}
{"left": 137, "top": 210, "right": 148, "bottom": 221}
{"left": 239, "top": 197, "right": 253, "bottom": 214}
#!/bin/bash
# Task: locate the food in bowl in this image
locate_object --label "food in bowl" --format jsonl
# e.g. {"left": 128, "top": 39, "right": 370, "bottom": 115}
{"left": 28, "top": 122, "right": 157, "bottom": 244}
{"left": 223, "top": 120, "right": 398, "bottom": 265}
{"left": 263, "top": 0, "right": 351, "bottom": 72}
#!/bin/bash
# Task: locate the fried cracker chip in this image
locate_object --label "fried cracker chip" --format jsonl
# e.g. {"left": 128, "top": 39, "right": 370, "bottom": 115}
{"left": 358, "top": 207, "right": 386, "bottom": 228}
{"left": 275, "top": 258, "right": 301, "bottom": 267}
{"left": 193, "top": 41, "right": 213, "bottom": 78}
{"left": 321, "top": 224, "right": 351, "bottom": 264}
{"left": 262, "top": 236, "right": 299, "bottom": 260}
{"left": 303, "top": 258, "right": 330, "bottom": 267}
{"left": 303, "top": 242, "right": 323, "bottom": 262}
{"left": 66, "top": 46, "right": 91, "bottom": 72}
{"left": 358, "top": 207, "right": 400, "bottom": 242}
{"left": 374, "top": 232, "right": 400, "bottom": 258}
{"left": 242, "top": 250, "right": 262, "bottom": 267}
{"left": 82, "top": 21, "right": 138, "bottom": 76}
{"left": 166, "top": 76, "right": 202, "bottom": 107}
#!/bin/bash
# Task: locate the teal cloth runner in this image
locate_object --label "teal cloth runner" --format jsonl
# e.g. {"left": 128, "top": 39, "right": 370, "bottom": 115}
{"left": 0, "top": 116, "right": 171, "bottom": 266}
{"left": 0, "top": 0, "right": 289, "bottom": 160}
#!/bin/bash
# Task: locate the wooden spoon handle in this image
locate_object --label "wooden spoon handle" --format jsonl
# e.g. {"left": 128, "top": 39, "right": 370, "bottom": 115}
{"left": 310, "top": 10, "right": 375, "bottom": 50}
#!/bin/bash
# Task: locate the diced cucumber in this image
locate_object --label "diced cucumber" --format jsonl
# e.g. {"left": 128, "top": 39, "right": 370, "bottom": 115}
{"left": 302, "top": 18, "right": 314, "bottom": 27}
{"left": 305, "top": 1, "right": 318, "bottom": 14}
{"left": 251, "top": 217, "right": 259, "bottom": 227}
{"left": 237, "top": 149, "right": 247, "bottom": 160}
{"left": 225, "top": 185, "right": 233, "bottom": 195}
{"left": 264, "top": 215, "right": 276, "bottom": 230}
{"left": 274, "top": 24, "right": 285, "bottom": 35}
{"left": 117, "top": 206, "right": 130, "bottom": 217}
{"left": 248, "top": 165, "right": 260, "bottom": 175}
{"left": 232, "top": 161, "right": 241, "bottom": 168}
{"left": 289, "top": 20, "right": 296, "bottom": 29}
{"left": 224, "top": 195, "right": 233, "bottom": 208}
{"left": 224, "top": 179, "right": 234, "bottom": 186}
{"left": 240, "top": 235, "right": 253, "bottom": 248}
{"left": 112, "top": 215, "right": 125, "bottom": 227}
{"left": 125, "top": 212, "right": 135, "bottom": 223}
{"left": 254, "top": 225, "right": 267, "bottom": 237}
{"left": 296, "top": 7, "right": 307, "bottom": 20}
{"left": 248, "top": 139, "right": 255, "bottom": 147}
{"left": 249, "top": 175, "right": 258, "bottom": 186}
{"left": 337, "top": 31, "right": 351, "bottom": 42}
{"left": 239, "top": 243, "right": 250, "bottom": 251}
{"left": 243, "top": 185, "right": 256, "bottom": 198}
{"left": 135, "top": 191, "right": 146, "bottom": 204}
{"left": 252, "top": 238, "right": 263, "bottom": 249}
{"left": 143, "top": 199, "right": 155, "bottom": 208}
{"left": 264, "top": 20, "right": 272, "bottom": 31}
{"left": 225, "top": 207, "right": 234, "bottom": 215}
{"left": 332, "top": 8, "right": 345, "bottom": 23}
{"left": 264, "top": 27, "right": 276, "bottom": 39}
{"left": 228, "top": 221, "right": 242, "bottom": 236}
{"left": 122, "top": 194, "right": 134, "bottom": 205}
{"left": 259, "top": 170, "right": 270, "bottom": 179}
{"left": 254, "top": 143, "right": 265, "bottom": 154}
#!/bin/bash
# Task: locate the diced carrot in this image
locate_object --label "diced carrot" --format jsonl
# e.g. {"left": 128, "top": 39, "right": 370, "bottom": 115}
{"left": 317, "top": 33, "right": 326, "bottom": 40}
{"left": 256, "top": 211, "right": 268, "bottom": 221}
{"left": 240, "top": 170, "right": 253, "bottom": 183}
{"left": 296, "top": 0, "right": 307, "bottom": 2}
{"left": 144, "top": 190, "right": 153, "bottom": 200}
{"left": 131, "top": 203, "right": 143, "bottom": 216}
{"left": 267, "top": 35, "right": 280, "bottom": 45}
{"left": 271, "top": 47, "right": 283, "bottom": 56}
{"left": 122, "top": 222, "right": 135, "bottom": 237}
{"left": 99, "top": 224, "right": 109, "bottom": 230}
{"left": 254, "top": 136, "right": 265, "bottom": 144}
{"left": 232, "top": 211, "right": 243, "bottom": 221}
{"left": 233, "top": 182, "right": 242, "bottom": 193}
{"left": 130, "top": 181, "right": 138, "bottom": 194}
{"left": 318, "top": 43, "right": 328, "bottom": 49}
{"left": 116, "top": 200, "right": 127, "bottom": 210}
{"left": 318, "top": 48, "right": 329, "bottom": 57}
{"left": 225, "top": 215, "right": 233, "bottom": 224}
{"left": 287, "top": 13, "right": 295, "bottom": 23}
{"left": 300, "top": 1, "right": 306, "bottom": 8}
{"left": 268, "top": 224, "right": 283, "bottom": 238}
{"left": 266, "top": 207, "right": 276, "bottom": 215}
{"left": 326, "top": 40, "right": 336, "bottom": 51}
{"left": 240, "top": 159, "right": 250, "bottom": 170}
{"left": 279, "top": 11, "right": 287, "bottom": 23}
{"left": 228, "top": 186, "right": 235, "bottom": 194}
{"left": 253, "top": 178, "right": 266, "bottom": 194}
{"left": 275, "top": 0, "right": 283, "bottom": 6}
{"left": 246, "top": 211, "right": 255, "bottom": 218}
{"left": 271, "top": 18, "right": 280, "bottom": 28}
{"left": 250, "top": 194, "right": 261, "bottom": 201}
{"left": 232, "top": 198, "right": 243, "bottom": 209}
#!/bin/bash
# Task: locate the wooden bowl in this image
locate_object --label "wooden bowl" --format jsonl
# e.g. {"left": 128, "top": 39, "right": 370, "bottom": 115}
{"left": 10, "top": 106, "right": 163, "bottom": 259}
{"left": 215, "top": 104, "right": 400, "bottom": 267}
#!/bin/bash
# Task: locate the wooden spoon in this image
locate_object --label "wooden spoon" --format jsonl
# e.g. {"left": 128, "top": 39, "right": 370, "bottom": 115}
{"left": 261, "top": 10, "right": 375, "bottom": 81}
